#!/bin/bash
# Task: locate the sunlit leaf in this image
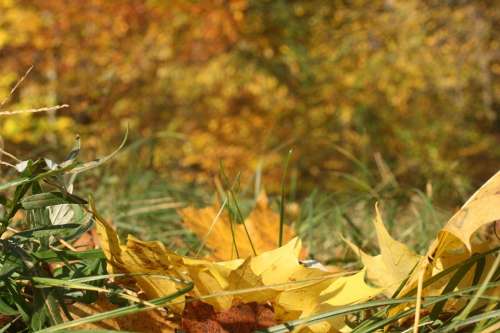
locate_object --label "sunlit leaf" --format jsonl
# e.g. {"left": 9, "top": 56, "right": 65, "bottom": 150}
{"left": 347, "top": 205, "right": 420, "bottom": 296}
{"left": 97, "top": 215, "right": 382, "bottom": 333}
{"left": 179, "top": 192, "right": 297, "bottom": 260}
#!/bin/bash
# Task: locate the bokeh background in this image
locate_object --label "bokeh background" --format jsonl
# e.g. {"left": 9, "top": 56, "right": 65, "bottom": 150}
{"left": 1, "top": 0, "right": 499, "bottom": 207}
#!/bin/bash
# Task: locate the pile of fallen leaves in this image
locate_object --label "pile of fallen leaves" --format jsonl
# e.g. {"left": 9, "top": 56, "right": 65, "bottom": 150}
{"left": 65, "top": 172, "right": 499, "bottom": 332}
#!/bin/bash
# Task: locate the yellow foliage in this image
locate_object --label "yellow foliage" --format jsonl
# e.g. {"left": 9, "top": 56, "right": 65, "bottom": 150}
{"left": 439, "top": 171, "right": 500, "bottom": 252}
{"left": 1, "top": 0, "right": 498, "bottom": 198}
{"left": 350, "top": 171, "right": 500, "bottom": 319}
{"left": 401, "top": 171, "right": 500, "bottom": 301}
{"left": 179, "top": 192, "right": 296, "bottom": 260}
{"left": 347, "top": 205, "right": 421, "bottom": 296}
{"left": 96, "top": 166, "right": 500, "bottom": 331}
{"left": 96, "top": 220, "right": 381, "bottom": 332}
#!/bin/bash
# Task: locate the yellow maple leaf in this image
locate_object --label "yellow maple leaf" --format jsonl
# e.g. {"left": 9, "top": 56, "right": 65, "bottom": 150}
{"left": 434, "top": 170, "right": 500, "bottom": 255}
{"left": 96, "top": 218, "right": 382, "bottom": 332}
{"left": 179, "top": 191, "right": 296, "bottom": 260}
{"left": 319, "top": 268, "right": 382, "bottom": 307}
{"left": 347, "top": 204, "right": 421, "bottom": 296}
{"left": 301, "top": 269, "right": 382, "bottom": 333}
{"left": 95, "top": 216, "right": 188, "bottom": 312}
{"left": 391, "top": 171, "right": 500, "bottom": 318}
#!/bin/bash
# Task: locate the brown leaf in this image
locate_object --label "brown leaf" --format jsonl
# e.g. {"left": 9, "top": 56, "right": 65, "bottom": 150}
{"left": 182, "top": 300, "right": 276, "bottom": 333}
{"left": 63, "top": 295, "right": 178, "bottom": 332}
{"left": 73, "top": 228, "right": 99, "bottom": 250}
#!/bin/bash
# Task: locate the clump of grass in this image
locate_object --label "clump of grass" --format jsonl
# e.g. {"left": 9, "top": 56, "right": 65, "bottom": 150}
{"left": 296, "top": 151, "right": 449, "bottom": 266}
{"left": 0, "top": 132, "right": 192, "bottom": 332}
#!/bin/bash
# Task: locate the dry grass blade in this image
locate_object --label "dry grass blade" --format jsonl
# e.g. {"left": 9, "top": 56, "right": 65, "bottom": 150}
{"left": 0, "top": 147, "right": 21, "bottom": 163}
{"left": 168, "top": 270, "right": 358, "bottom": 306}
{"left": 413, "top": 268, "right": 425, "bottom": 333}
{"left": 0, "top": 65, "right": 34, "bottom": 109}
{"left": 0, "top": 160, "right": 16, "bottom": 169}
{"left": 195, "top": 197, "right": 228, "bottom": 257}
{"left": 32, "top": 277, "right": 157, "bottom": 308}
{"left": 480, "top": 321, "right": 500, "bottom": 333}
{"left": 36, "top": 282, "right": 194, "bottom": 333}
{"left": 0, "top": 104, "right": 69, "bottom": 116}
{"left": 117, "top": 202, "right": 184, "bottom": 218}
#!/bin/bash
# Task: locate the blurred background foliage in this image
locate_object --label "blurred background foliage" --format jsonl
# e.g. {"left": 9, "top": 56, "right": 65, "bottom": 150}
{"left": 1, "top": 0, "right": 499, "bottom": 206}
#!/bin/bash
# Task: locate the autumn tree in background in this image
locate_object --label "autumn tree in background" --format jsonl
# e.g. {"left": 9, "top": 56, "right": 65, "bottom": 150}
{"left": 1, "top": 0, "right": 499, "bottom": 203}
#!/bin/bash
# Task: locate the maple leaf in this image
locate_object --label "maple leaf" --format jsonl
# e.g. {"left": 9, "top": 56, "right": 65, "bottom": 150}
{"left": 96, "top": 220, "right": 382, "bottom": 332}
{"left": 348, "top": 170, "right": 500, "bottom": 322}
{"left": 398, "top": 171, "right": 500, "bottom": 300}
{"left": 435, "top": 170, "right": 500, "bottom": 253}
{"left": 347, "top": 204, "right": 421, "bottom": 296}
{"left": 63, "top": 295, "right": 178, "bottom": 332}
{"left": 179, "top": 192, "right": 296, "bottom": 260}
{"left": 182, "top": 300, "right": 276, "bottom": 333}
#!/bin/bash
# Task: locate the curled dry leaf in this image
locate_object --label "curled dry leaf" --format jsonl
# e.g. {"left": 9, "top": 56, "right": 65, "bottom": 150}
{"left": 434, "top": 171, "right": 500, "bottom": 253}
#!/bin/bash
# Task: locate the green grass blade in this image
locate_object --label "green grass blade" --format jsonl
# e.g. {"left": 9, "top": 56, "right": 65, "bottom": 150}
{"left": 35, "top": 282, "right": 193, "bottom": 333}
{"left": 354, "top": 248, "right": 500, "bottom": 332}
{"left": 429, "top": 259, "right": 475, "bottom": 320}
{"left": 391, "top": 246, "right": 500, "bottom": 302}
{"left": 278, "top": 149, "right": 292, "bottom": 247}
{"left": 70, "top": 126, "right": 128, "bottom": 175}
{"left": 472, "top": 256, "right": 486, "bottom": 286}
{"left": 451, "top": 251, "right": 500, "bottom": 324}
{"left": 32, "top": 249, "right": 105, "bottom": 262}
{"left": 269, "top": 282, "right": 500, "bottom": 333}
{"left": 21, "top": 192, "right": 87, "bottom": 210}
{"left": 0, "top": 176, "right": 30, "bottom": 191}
{"left": 353, "top": 282, "right": 500, "bottom": 333}
{"left": 435, "top": 310, "right": 500, "bottom": 333}
{"left": 259, "top": 298, "right": 419, "bottom": 333}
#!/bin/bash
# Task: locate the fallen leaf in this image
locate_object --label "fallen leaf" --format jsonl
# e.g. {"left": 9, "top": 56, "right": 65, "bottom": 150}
{"left": 182, "top": 300, "right": 276, "bottom": 333}
{"left": 302, "top": 269, "right": 382, "bottom": 333}
{"left": 435, "top": 170, "right": 500, "bottom": 254}
{"left": 179, "top": 192, "right": 297, "bottom": 260}
{"left": 392, "top": 171, "right": 500, "bottom": 316}
{"left": 95, "top": 216, "right": 187, "bottom": 312}
{"left": 347, "top": 204, "right": 421, "bottom": 296}
{"left": 96, "top": 218, "right": 382, "bottom": 333}
{"left": 63, "top": 295, "right": 178, "bottom": 332}
{"left": 319, "top": 268, "right": 382, "bottom": 307}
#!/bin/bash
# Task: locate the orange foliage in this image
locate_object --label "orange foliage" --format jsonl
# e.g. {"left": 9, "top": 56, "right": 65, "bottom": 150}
{"left": 1, "top": 0, "right": 499, "bottom": 200}
{"left": 179, "top": 192, "right": 296, "bottom": 260}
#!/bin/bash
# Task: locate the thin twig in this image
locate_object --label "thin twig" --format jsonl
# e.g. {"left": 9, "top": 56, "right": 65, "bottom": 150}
{"left": 0, "top": 65, "right": 34, "bottom": 109}
{"left": 195, "top": 197, "right": 228, "bottom": 257}
{"left": 0, "top": 160, "right": 16, "bottom": 169}
{"left": 413, "top": 267, "right": 426, "bottom": 333}
{"left": 0, "top": 104, "right": 69, "bottom": 116}
{"left": 0, "top": 147, "right": 22, "bottom": 163}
